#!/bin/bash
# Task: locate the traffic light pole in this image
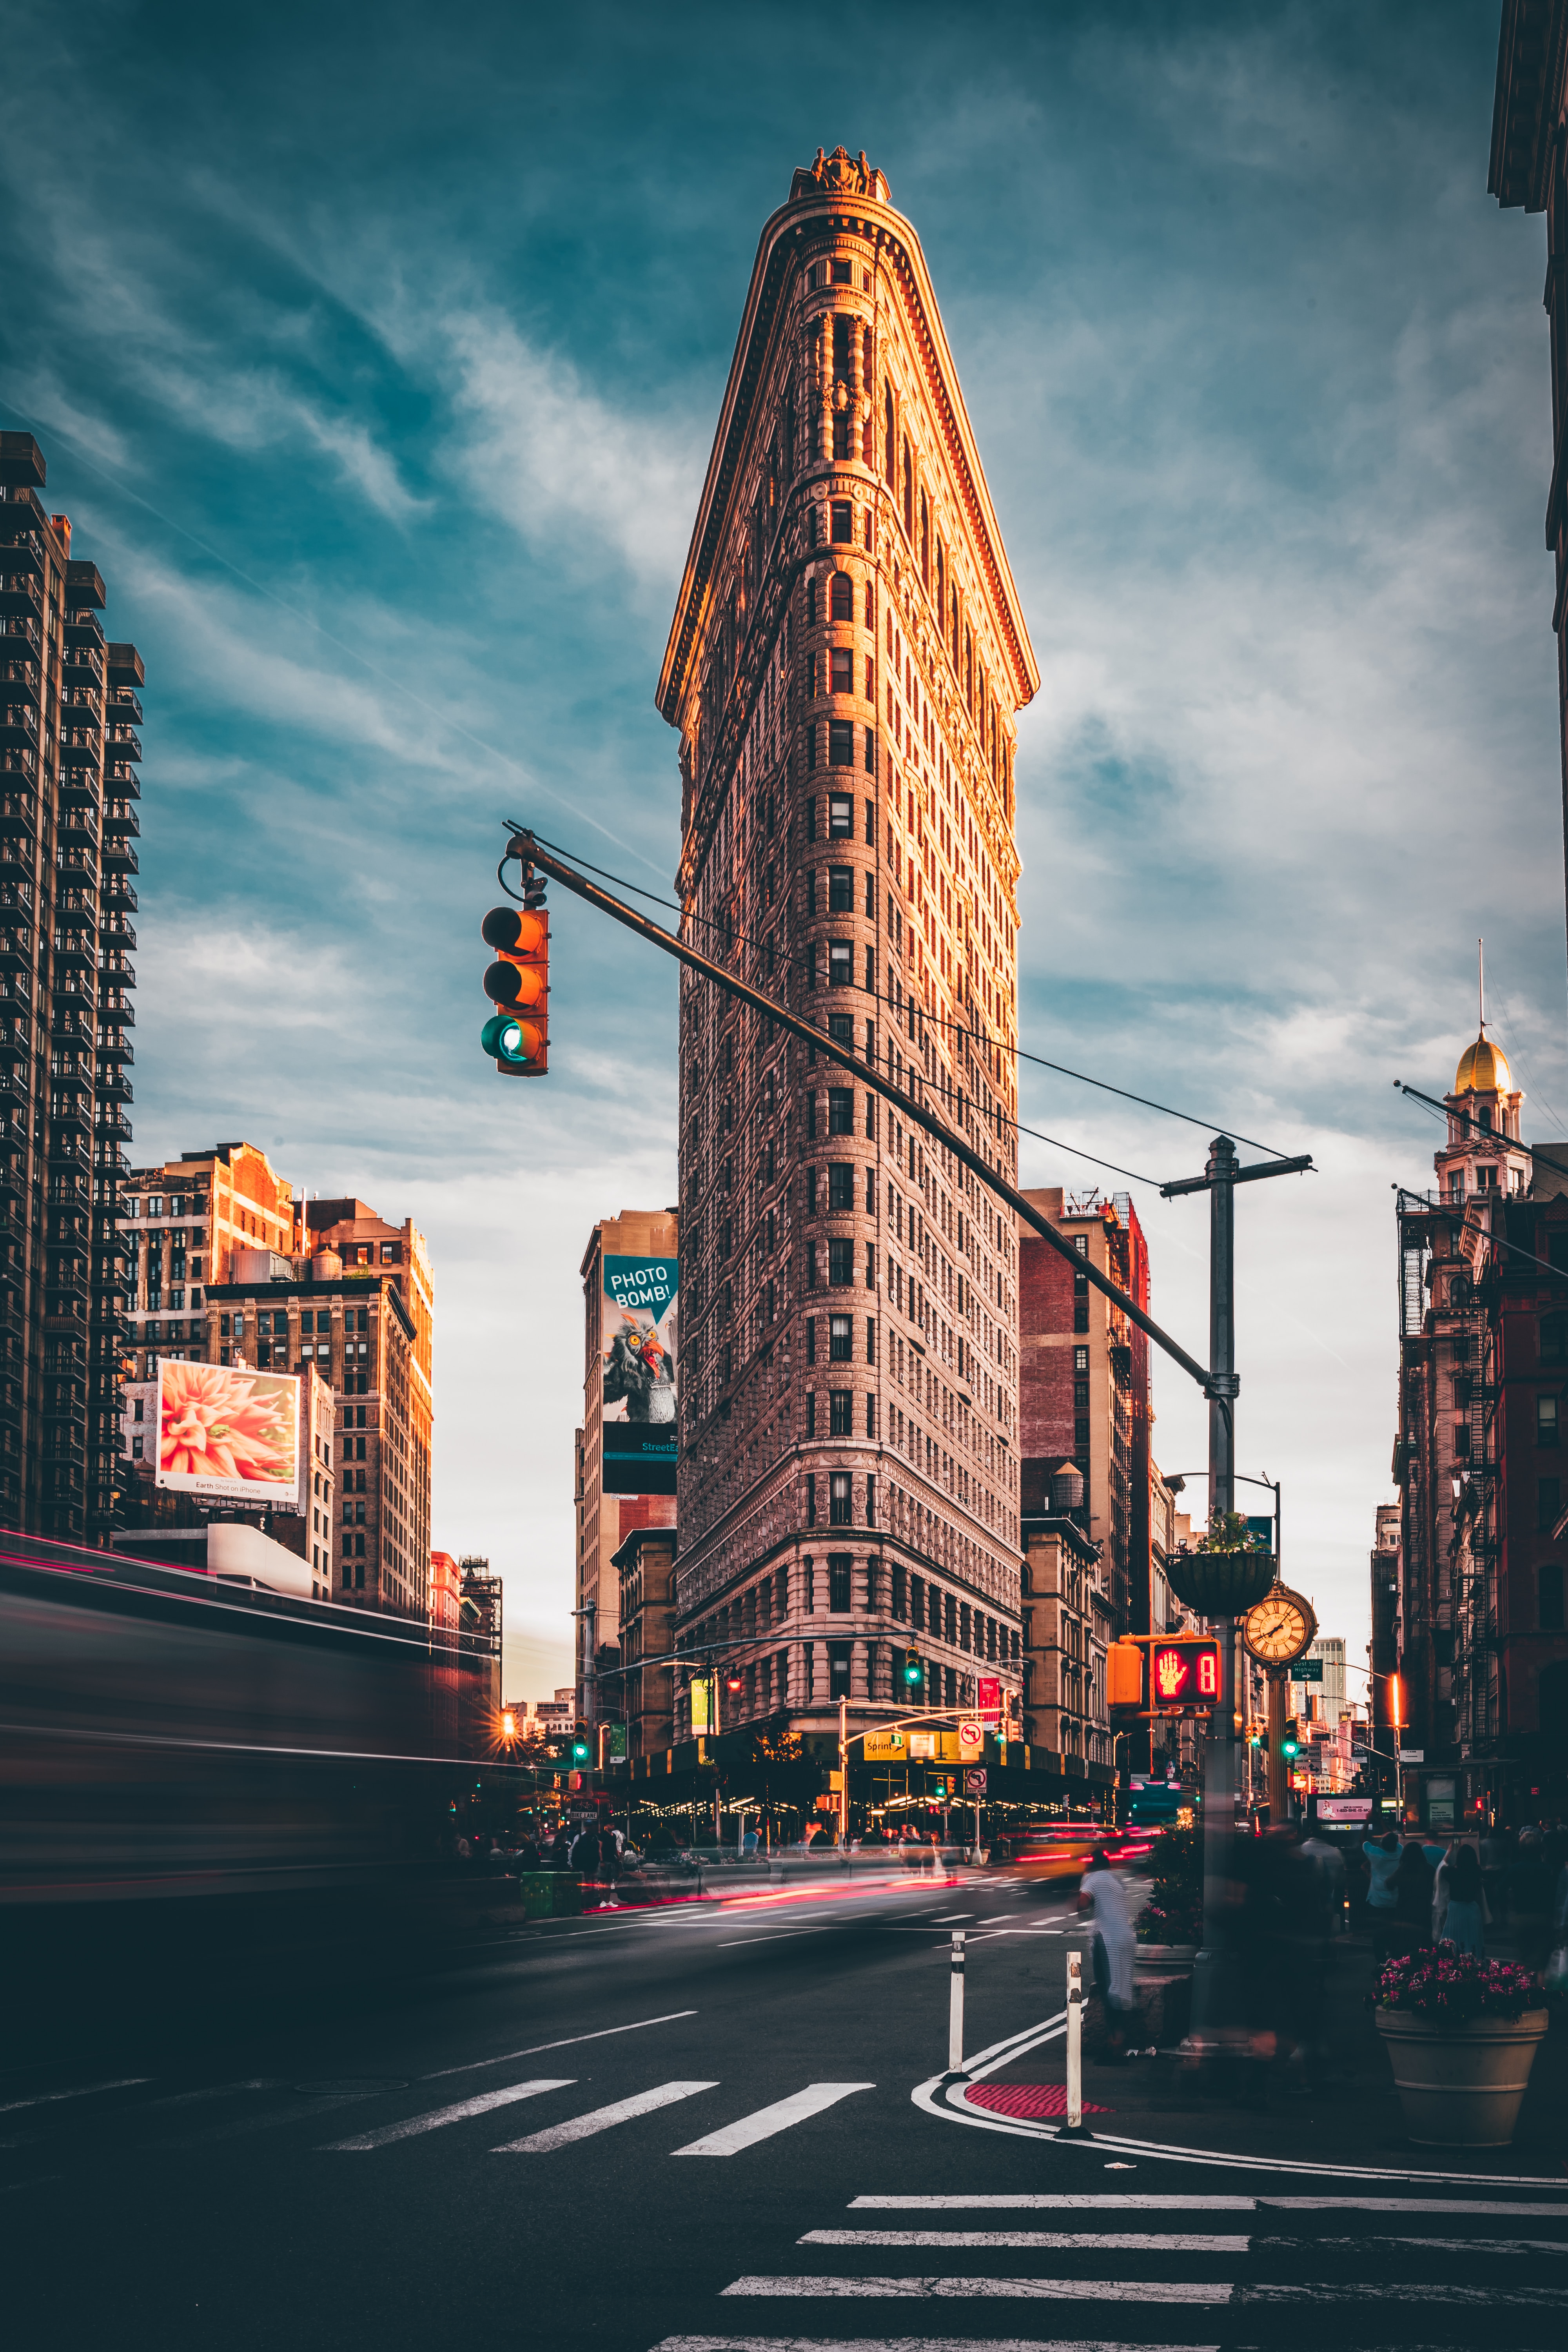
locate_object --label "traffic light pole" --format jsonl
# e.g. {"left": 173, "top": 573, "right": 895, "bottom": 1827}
{"left": 505, "top": 829, "right": 1219, "bottom": 1397}
{"left": 1160, "top": 1136, "right": 1311, "bottom": 2052}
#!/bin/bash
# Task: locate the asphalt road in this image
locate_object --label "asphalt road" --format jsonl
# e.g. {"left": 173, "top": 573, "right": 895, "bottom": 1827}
{"left": 4, "top": 1869, "right": 1564, "bottom": 2349}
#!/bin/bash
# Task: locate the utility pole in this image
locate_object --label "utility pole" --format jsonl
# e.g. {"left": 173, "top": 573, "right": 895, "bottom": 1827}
{"left": 838, "top": 1692, "right": 849, "bottom": 1847}
{"left": 1161, "top": 1137, "right": 1311, "bottom": 2048}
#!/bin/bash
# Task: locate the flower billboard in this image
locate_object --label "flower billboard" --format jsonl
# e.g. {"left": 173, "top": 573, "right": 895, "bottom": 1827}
{"left": 601, "top": 1253, "right": 677, "bottom": 1495}
{"left": 155, "top": 1359, "right": 300, "bottom": 1506}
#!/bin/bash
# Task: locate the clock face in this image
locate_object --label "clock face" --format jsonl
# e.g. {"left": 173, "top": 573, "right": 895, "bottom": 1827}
{"left": 1242, "top": 1586, "right": 1317, "bottom": 1666}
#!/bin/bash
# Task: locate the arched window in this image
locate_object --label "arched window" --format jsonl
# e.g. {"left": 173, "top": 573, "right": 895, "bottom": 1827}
{"left": 830, "top": 571, "right": 854, "bottom": 621}
{"left": 884, "top": 386, "right": 895, "bottom": 487}
{"left": 1542, "top": 1563, "right": 1565, "bottom": 1631}
{"left": 902, "top": 438, "right": 913, "bottom": 536}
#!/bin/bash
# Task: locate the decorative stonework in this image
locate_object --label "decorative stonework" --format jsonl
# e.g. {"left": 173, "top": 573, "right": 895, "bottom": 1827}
{"left": 791, "top": 146, "right": 889, "bottom": 203}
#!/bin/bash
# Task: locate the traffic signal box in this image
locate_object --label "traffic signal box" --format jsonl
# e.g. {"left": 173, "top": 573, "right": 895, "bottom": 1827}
{"left": 902, "top": 1647, "right": 923, "bottom": 1695}
{"left": 1107, "top": 1633, "right": 1223, "bottom": 1716}
{"left": 481, "top": 904, "right": 549, "bottom": 1075}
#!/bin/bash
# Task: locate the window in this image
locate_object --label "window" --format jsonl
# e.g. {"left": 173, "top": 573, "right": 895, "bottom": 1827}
{"left": 830, "top": 1472, "right": 852, "bottom": 1526}
{"left": 829, "top": 1553, "right": 852, "bottom": 1610}
{"left": 864, "top": 728, "right": 877, "bottom": 775}
{"left": 1073, "top": 1345, "right": 1089, "bottom": 1373}
{"left": 829, "top": 718, "right": 855, "bottom": 767}
{"left": 828, "top": 866, "right": 854, "bottom": 912}
{"left": 806, "top": 1392, "right": 817, "bottom": 1438}
{"left": 831, "top": 505, "right": 853, "bottom": 546}
{"left": 828, "top": 941, "right": 852, "bottom": 986}
{"left": 806, "top": 1317, "right": 817, "bottom": 1364}
{"left": 1539, "top": 1475, "right": 1561, "bottom": 1531}
{"left": 828, "top": 794, "right": 853, "bottom": 836}
{"left": 828, "top": 1163, "right": 855, "bottom": 1211}
{"left": 829, "top": 1313, "right": 852, "bottom": 1361}
{"left": 807, "top": 1472, "right": 818, "bottom": 1526}
{"left": 828, "top": 1238, "right": 854, "bottom": 1284}
{"left": 830, "top": 646, "right": 853, "bottom": 695}
{"left": 831, "top": 258, "right": 852, "bottom": 285}
{"left": 1541, "top": 1395, "right": 1561, "bottom": 1447}
{"left": 828, "top": 1641, "right": 852, "bottom": 1699}
{"left": 828, "top": 1089, "right": 853, "bottom": 1133}
{"left": 865, "top": 1391, "right": 877, "bottom": 1437}
{"left": 830, "top": 1390, "right": 853, "bottom": 1436}
{"left": 892, "top": 1561, "right": 907, "bottom": 1620}
{"left": 1550, "top": 1233, "right": 1568, "bottom": 1273}
{"left": 865, "top": 1315, "right": 876, "bottom": 1360}
{"left": 1542, "top": 1564, "right": 1565, "bottom": 1632}
{"left": 1544, "top": 1318, "right": 1568, "bottom": 1363}
{"left": 1073, "top": 1302, "right": 1089, "bottom": 1334}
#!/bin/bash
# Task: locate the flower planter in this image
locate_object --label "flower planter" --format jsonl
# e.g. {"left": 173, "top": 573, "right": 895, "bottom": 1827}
{"left": 1375, "top": 2007, "right": 1549, "bottom": 2147}
{"left": 1134, "top": 1943, "right": 1198, "bottom": 1978}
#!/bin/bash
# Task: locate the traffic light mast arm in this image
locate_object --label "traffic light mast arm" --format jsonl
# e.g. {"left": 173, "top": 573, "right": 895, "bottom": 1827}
{"left": 506, "top": 828, "right": 1215, "bottom": 1401}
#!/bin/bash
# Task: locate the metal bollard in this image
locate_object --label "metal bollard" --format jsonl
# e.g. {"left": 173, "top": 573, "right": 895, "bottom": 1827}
{"left": 1065, "top": 1946, "right": 1084, "bottom": 2132}
{"left": 948, "top": 1929, "right": 966, "bottom": 2073}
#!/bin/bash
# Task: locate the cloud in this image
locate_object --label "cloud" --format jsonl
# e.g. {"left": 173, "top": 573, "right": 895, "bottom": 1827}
{"left": 438, "top": 306, "right": 705, "bottom": 588}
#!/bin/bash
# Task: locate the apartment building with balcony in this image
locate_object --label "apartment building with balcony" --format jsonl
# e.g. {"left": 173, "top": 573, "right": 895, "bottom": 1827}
{"left": 0, "top": 431, "right": 141, "bottom": 1544}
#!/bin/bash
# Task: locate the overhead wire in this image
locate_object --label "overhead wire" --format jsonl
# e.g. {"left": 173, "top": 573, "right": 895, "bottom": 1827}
{"left": 516, "top": 828, "right": 1294, "bottom": 1181}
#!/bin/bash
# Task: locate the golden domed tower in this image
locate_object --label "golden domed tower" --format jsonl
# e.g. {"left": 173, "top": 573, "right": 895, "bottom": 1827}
{"left": 1437, "top": 942, "right": 1528, "bottom": 1204}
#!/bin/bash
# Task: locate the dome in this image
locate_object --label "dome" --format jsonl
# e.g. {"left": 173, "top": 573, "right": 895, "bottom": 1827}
{"left": 1454, "top": 1033, "right": 1512, "bottom": 1095}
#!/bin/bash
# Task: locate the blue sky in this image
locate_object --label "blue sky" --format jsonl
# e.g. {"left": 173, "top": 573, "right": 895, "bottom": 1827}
{"left": 2, "top": 1, "right": 1559, "bottom": 1697}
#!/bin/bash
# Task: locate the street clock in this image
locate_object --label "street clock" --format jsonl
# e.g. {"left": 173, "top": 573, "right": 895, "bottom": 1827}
{"left": 1241, "top": 1583, "right": 1318, "bottom": 1668}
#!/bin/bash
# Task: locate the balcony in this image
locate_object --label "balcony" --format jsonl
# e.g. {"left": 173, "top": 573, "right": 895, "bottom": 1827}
{"left": 0, "top": 920, "right": 33, "bottom": 968}
{"left": 105, "top": 727, "right": 140, "bottom": 761}
{"left": 107, "top": 687, "right": 142, "bottom": 725}
{"left": 61, "top": 648, "right": 102, "bottom": 688}
{"left": 51, "top": 929, "right": 94, "bottom": 971}
{"left": 96, "top": 1068, "right": 131, "bottom": 1103}
{"left": 102, "top": 840, "right": 138, "bottom": 875}
{"left": 103, "top": 801, "right": 140, "bottom": 835}
{"left": 95, "top": 953, "right": 134, "bottom": 986}
{"left": 100, "top": 989, "right": 134, "bottom": 1024}
{"left": 94, "top": 1031, "right": 132, "bottom": 1063}
{"left": 98, "top": 913, "right": 135, "bottom": 949}
{"left": 1, "top": 615, "right": 42, "bottom": 657}
{"left": 101, "top": 882, "right": 137, "bottom": 915}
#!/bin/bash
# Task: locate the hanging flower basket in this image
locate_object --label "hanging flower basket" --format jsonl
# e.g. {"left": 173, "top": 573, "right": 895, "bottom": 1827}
{"left": 1165, "top": 1548, "right": 1276, "bottom": 1616}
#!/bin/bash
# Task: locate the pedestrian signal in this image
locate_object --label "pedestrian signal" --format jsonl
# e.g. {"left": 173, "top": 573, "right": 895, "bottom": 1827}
{"left": 1107, "top": 1639, "right": 1145, "bottom": 1709}
{"left": 481, "top": 904, "right": 548, "bottom": 1076}
{"left": 902, "top": 1646, "right": 923, "bottom": 1690}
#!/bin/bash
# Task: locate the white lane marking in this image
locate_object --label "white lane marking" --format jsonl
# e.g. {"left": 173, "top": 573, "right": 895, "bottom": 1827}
{"left": 327, "top": 2078, "right": 575, "bottom": 2150}
{"left": 147, "top": 2081, "right": 278, "bottom": 2110}
{"left": 802, "top": 2232, "right": 1247, "bottom": 2251}
{"left": 720, "top": 2278, "right": 1231, "bottom": 2305}
{"left": 675, "top": 2084, "right": 875, "bottom": 2156}
{"left": 0, "top": 2076, "right": 152, "bottom": 2115}
{"left": 494, "top": 2079, "right": 718, "bottom": 2152}
{"left": 1257, "top": 2235, "right": 1568, "bottom": 2255}
{"left": 929, "top": 1914, "right": 973, "bottom": 1923}
{"left": 851, "top": 2194, "right": 1568, "bottom": 2215}
{"left": 718, "top": 1929, "right": 835, "bottom": 1949}
{"left": 421, "top": 2009, "right": 697, "bottom": 2080}
{"left": 1237, "top": 2285, "right": 1568, "bottom": 2307}
{"left": 652, "top": 2341, "right": 1219, "bottom": 2352}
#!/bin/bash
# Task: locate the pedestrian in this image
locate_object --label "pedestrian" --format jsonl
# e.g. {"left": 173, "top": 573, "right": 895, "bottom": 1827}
{"left": 1363, "top": 1830, "right": 1401, "bottom": 1963}
{"left": 1434, "top": 1842, "right": 1488, "bottom": 1956}
{"left": 1078, "top": 1847, "right": 1137, "bottom": 2062}
{"left": 1389, "top": 1838, "right": 1435, "bottom": 1957}
{"left": 1300, "top": 1830, "right": 1347, "bottom": 1929}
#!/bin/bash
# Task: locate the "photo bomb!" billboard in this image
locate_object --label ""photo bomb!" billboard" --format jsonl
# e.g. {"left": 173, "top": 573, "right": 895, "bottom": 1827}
{"left": 156, "top": 1359, "right": 301, "bottom": 1507}
{"left": 601, "top": 1254, "right": 677, "bottom": 1495}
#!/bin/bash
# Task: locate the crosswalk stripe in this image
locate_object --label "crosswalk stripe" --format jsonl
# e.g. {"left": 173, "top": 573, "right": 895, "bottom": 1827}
{"left": 494, "top": 2080, "right": 718, "bottom": 2152}
{"left": 849, "top": 2194, "right": 1568, "bottom": 2216}
{"left": 1259, "top": 2234, "right": 1568, "bottom": 2256}
{"left": 674, "top": 2084, "right": 875, "bottom": 2157}
{"left": 801, "top": 2232, "right": 1247, "bottom": 2252}
{"left": 720, "top": 2277, "right": 1231, "bottom": 2303}
{"left": 722, "top": 2276, "right": 1568, "bottom": 2307}
{"left": 326, "top": 2078, "right": 574, "bottom": 2151}
{"left": 651, "top": 2339, "right": 1220, "bottom": 2351}
{"left": 0, "top": 2076, "right": 152, "bottom": 2114}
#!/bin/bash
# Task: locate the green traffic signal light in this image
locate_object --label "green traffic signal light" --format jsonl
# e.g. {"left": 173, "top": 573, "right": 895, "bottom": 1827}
{"left": 482, "top": 1011, "right": 541, "bottom": 1070}
{"left": 902, "top": 1647, "right": 922, "bottom": 1687}
{"left": 570, "top": 1737, "right": 591, "bottom": 1764}
{"left": 1281, "top": 1718, "right": 1300, "bottom": 1759}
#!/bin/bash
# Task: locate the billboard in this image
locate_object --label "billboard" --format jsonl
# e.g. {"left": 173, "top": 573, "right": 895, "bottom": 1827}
{"left": 155, "top": 1359, "right": 300, "bottom": 1507}
{"left": 601, "top": 1253, "right": 677, "bottom": 1496}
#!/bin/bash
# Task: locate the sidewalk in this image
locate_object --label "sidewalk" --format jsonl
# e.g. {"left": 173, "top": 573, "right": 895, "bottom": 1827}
{"left": 967, "top": 1924, "right": 1568, "bottom": 2179}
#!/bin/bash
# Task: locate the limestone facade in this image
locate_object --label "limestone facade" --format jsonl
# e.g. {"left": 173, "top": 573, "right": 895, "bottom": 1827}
{"left": 657, "top": 149, "right": 1038, "bottom": 1740}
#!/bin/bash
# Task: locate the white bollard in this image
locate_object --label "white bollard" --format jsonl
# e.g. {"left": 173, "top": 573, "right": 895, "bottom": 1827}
{"left": 948, "top": 1929, "right": 966, "bottom": 2073}
{"left": 1065, "top": 1946, "right": 1083, "bottom": 2131}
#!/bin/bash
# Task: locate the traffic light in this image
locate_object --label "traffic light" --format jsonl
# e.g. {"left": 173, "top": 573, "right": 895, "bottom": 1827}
{"left": 481, "top": 903, "right": 548, "bottom": 1075}
{"left": 902, "top": 1646, "right": 923, "bottom": 1692}
{"left": 1281, "top": 1719, "right": 1300, "bottom": 1760}
{"left": 1107, "top": 1638, "right": 1145, "bottom": 1709}
{"left": 725, "top": 1670, "right": 744, "bottom": 1695}
{"left": 570, "top": 1729, "right": 591, "bottom": 1764}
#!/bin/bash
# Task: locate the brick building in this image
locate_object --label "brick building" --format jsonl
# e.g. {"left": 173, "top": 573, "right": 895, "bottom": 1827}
{"left": 0, "top": 432, "right": 142, "bottom": 1545}
{"left": 575, "top": 1208, "right": 678, "bottom": 1722}
{"left": 1392, "top": 1017, "right": 1568, "bottom": 1823}
{"left": 117, "top": 1147, "right": 433, "bottom": 1619}
{"left": 655, "top": 147, "right": 1037, "bottom": 1760}
{"left": 1017, "top": 1186, "right": 1151, "bottom": 1637}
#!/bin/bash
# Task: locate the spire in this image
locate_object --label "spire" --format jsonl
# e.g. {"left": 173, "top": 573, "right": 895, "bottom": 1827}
{"left": 1479, "top": 936, "right": 1486, "bottom": 1035}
